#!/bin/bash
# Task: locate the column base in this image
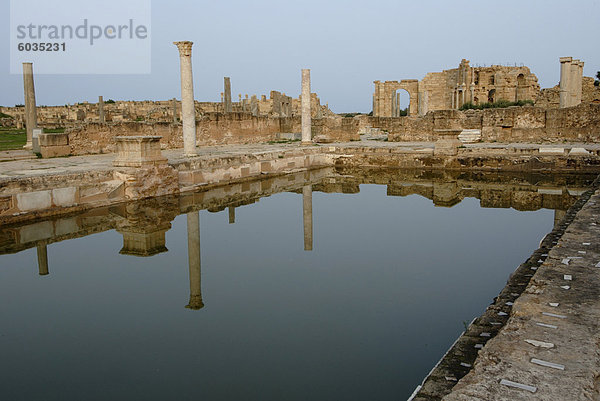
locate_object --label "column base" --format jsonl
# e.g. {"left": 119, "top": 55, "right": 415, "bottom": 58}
{"left": 301, "top": 141, "right": 313, "bottom": 146}
{"left": 23, "top": 142, "right": 33, "bottom": 150}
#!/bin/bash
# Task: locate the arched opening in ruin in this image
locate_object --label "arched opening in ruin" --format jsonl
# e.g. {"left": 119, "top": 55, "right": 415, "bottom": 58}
{"left": 474, "top": 96, "right": 479, "bottom": 105}
{"left": 516, "top": 73, "right": 526, "bottom": 101}
{"left": 488, "top": 89, "right": 496, "bottom": 103}
{"left": 392, "top": 89, "right": 410, "bottom": 117}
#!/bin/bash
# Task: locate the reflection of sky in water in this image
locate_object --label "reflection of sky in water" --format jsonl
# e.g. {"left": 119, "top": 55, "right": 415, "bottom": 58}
{"left": 0, "top": 178, "right": 573, "bottom": 400}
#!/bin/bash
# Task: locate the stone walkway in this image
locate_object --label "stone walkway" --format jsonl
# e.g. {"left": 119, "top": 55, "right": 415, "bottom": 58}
{"left": 443, "top": 182, "right": 600, "bottom": 400}
{"left": 2, "top": 141, "right": 600, "bottom": 181}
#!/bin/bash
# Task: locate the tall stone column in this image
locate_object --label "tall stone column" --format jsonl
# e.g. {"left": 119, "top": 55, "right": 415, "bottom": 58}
{"left": 186, "top": 211, "right": 203, "bottom": 310}
{"left": 301, "top": 69, "right": 312, "bottom": 144}
{"left": 303, "top": 185, "right": 313, "bottom": 251}
{"left": 559, "top": 57, "right": 572, "bottom": 108}
{"left": 22, "top": 62, "right": 37, "bottom": 150}
{"left": 174, "top": 41, "right": 197, "bottom": 156}
{"left": 37, "top": 244, "right": 48, "bottom": 276}
{"left": 172, "top": 97, "right": 178, "bottom": 123}
{"left": 98, "top": 96, "right": 105, "bottom": 123}
{"left": 224, "top": 77, "right": 232, "bottom": 113}
{"left": 571, "top": 60, "right": 584, "bottom": 106}
{"left": 569, "top": 60, "right": 580, "bottom": 107}
{"left": 577, "top": 61, "right": 584, "bottom": 104}
{"left": 372, "top": 94, "right": 375, "bottom": 116}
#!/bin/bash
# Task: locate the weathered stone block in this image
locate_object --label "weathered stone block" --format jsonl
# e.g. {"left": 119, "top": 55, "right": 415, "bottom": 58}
{"left": 39, "top": 132, "right": 68, "bottom": 146}
{"left": 113, "top": 136, "right": 167, "bottom": 167}
{"left": 40, "top": 145, "right": 70, "bottom": 158}
{"left": 52, "top": 187, "right": 77, "bottom": 207}
{"left": 17, "top": 191, "right": 52, "bottom": 211}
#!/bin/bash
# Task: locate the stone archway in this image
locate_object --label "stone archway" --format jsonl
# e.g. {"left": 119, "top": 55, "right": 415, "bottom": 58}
{"left": 373, "top": 80, "right": 419, "bottom": 117}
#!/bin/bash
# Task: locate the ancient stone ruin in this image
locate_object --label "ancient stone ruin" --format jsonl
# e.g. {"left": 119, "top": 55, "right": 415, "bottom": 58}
{"left": 373, "top": 59, "right": 541, "bottom": 116}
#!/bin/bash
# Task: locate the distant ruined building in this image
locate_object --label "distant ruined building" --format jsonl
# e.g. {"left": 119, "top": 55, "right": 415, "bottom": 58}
{"left": 373, "top": 59, "right": 541, "bottom": 117}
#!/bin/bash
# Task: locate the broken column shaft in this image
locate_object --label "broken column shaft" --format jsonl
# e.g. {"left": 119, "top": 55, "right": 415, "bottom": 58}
{"left": 98, "top": 96, "right": 105, "bottom": 123}
{"left": 22, "top": 62, "right": 37, "bottom": 150}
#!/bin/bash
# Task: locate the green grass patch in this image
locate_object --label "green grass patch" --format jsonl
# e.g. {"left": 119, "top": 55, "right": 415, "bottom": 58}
{"left": 460, "top": 99, "right": 534, "bottom": 111}
{"left": 0, "top": 112, "right": 14, "bottom": 119}
{"left": 0, "top": 129, "right": 27, "bottom": 150}
{"left": 43, "top": 128, "right": 65, "bottom": 133}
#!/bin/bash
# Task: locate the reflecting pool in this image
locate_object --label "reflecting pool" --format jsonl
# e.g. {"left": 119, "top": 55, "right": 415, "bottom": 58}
{"left": 0, "top": 168, "right": 594, "bottom": 400}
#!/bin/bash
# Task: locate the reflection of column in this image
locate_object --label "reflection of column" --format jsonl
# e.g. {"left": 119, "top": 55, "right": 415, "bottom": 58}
{"left": 303, "top": 185, "right": 313, "bottom": 251}
{"left": 186, "top": 211, "right": 203, "bottom": 310}
{"left": 37, "top": 244, "right": 48, "bottom": 276}
{"left": 228, "top": 206, "right": 235, "bottom": 224}
{"left": 174, "top": 41, "right": 197, "bottom": 156}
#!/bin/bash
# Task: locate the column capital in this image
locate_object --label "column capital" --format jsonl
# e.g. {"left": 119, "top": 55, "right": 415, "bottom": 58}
{"left": 559, "top": 56, "right": 572, "bottom": 64}
{"left": 174, "top": 41, "right": 193, "bottom": 57}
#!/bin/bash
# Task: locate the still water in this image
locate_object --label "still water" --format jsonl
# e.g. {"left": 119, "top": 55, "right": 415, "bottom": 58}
{"left": 0, "top": 168, "right": 594, "bottom": 400}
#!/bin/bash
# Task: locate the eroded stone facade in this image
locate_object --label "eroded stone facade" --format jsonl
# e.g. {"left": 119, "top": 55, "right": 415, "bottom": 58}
{"left": 374, "top": 59, "right": 540, "bottom": 117}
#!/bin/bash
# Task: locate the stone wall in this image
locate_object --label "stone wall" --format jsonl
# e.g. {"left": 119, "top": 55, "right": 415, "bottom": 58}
{"left": 67, "top": 114, "right": 359, "bottom": 155}
{"left": 0, "top": 92, "right": 334, "bottom": 129}
{"left": 378, "top": 103, "right": 600, "bottom": 143}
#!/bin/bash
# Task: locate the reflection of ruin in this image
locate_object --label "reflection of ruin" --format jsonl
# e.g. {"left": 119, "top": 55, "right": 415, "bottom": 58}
{"left": 186, "top": 211, "right": 203, "bottom": 310}
{"left": 115, "top": 202, "right": 172, "bottom": 257}
{"left": 0, "top": 168, "right": 594, "bottom": 296}
{"left": 303, "top": 185, "right": 313, "bottom": 251}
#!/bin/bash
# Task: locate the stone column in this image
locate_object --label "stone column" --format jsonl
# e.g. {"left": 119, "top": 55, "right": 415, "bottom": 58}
{"left": 572, "top": 60, "right": 584, "bottom": 106}
{"left": 251, "top": 95, "right": 258, "bottom": 117}
{"left": 228, "top": 206, "right": 235, "bottom": 224}
{"left": 22, "top": 62, "right": 37, "bottom": 150}
{"left": 37, "top": 244, "right": 48, "bottom": 276}
{"left": 569, "top": 60, "right": 580, "bottom": 107}
{"left": 172, "top": 97, "right": 178, "bottom": 123}
{"left": 303, "top": 185, "right": 313, "bottom": 251}
{"left": 186, "top": 211, "right": 203, "bottom": 310}
{"left": 301, "top": 69, "right": 312, "bottom": 144}
{"left": 372, "top": 94, "right": 375, "bottom": 116}
{"left": 224, "top": 77, "right": 232, "bottom": 113}
{"left": 417, "top": 92, "right": 425, "bottom": 116}
{"left": 577, "top": 61, "right": 584, "bottom": 104}
{"left": 174, "top": 41, "right": 197, "bottom": 156}
{"left": 559, "top": 57, "right": 572, "bottom": 108}
{"left": 98, "top": 96, "right": 105, "bottom": 123}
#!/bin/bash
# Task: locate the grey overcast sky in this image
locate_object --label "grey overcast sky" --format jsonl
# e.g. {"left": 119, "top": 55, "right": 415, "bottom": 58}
{"left": 1, "top": 0, "right": 599, "bottom": 112}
